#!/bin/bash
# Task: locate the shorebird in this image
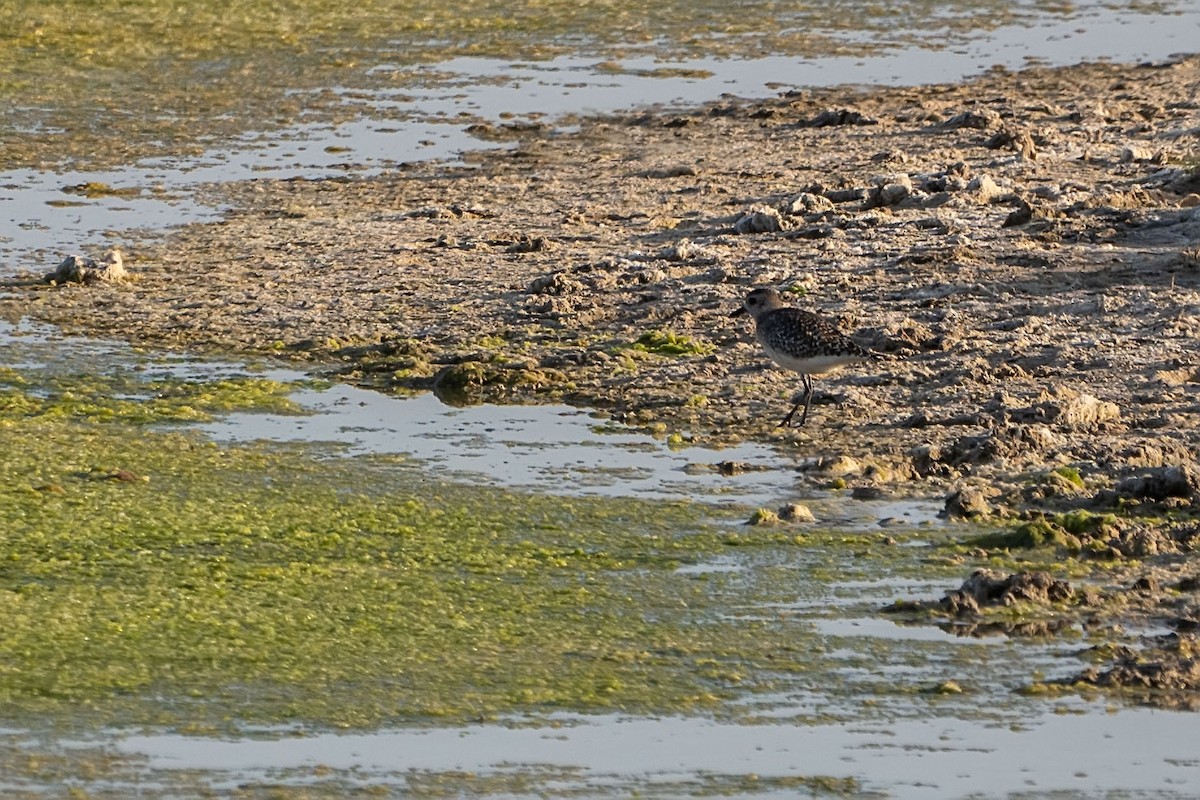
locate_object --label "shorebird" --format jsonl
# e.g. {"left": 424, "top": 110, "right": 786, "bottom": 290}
{"left": 730, "top": 286, "right": 873, "bottom": 427}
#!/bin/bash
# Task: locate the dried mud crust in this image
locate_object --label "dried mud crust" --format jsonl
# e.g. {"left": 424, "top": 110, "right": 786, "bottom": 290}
{"left": 5, "top": 57, "right": 1200, "bottom": 498}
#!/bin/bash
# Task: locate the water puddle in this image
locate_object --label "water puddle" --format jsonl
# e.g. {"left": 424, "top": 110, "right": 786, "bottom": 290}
{"left": 812, "top": 616, "right": 1003, "bottom": 643}
{"left": 0, "top": 318, "right": 832, "bottom": 511}
{"left": 106, "top": 702, "right": 1200, "bottom": 798}
{"left": 200, "top": 383, "right": 800, "bottom": 504}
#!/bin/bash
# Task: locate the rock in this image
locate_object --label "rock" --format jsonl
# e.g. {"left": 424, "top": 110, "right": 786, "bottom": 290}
{"left": 984, "top": 128, "right": 1037, "bottom": 159}
{"left": 778, "top": 503, "right": 816, "bottom": 523}
{"left": 783, "top": 192, "right": 835, "bottom": 216}
{"left": 940, "top": 109, "right": 1003, "bottom": 130}
{"left": 1116, "top": 464, "right": 1200, "bottom": 502}
{"left": 506, "top": 234, "right": 552, "bottom": 253}
{"left": 1003, "top": 197, "right": 1035, "bottom": 227}
{"left": 935, "top": 433, "right": 1002, "bottom": 467}
{"left": 639, "top": 165, "right": 699, "bottom": 178}
{"left": 1131, "top": 576, "right": 1160, "bottom": 594}
{"left": 1044, "top": 470, "right": 1086, "bottom": 496}
{"left": 660, "top": 238, "right": 706, "bottom": 261}
{"left": 823, "top": 187, "right": 867, "bottom": 203}
{"left": 1011, "top": 389, "right": 1120, "bottom": 430}
{"left": 46, "top": 249, "right": 129, "bottom": 285}
{"left": 868, "top": 173, "right": 913, "bottom": 207}
{"left": 1120, "top": 145, "right": 1155, "bottom": 163}
{"left": 966, "top": 174, "right": 1004, "bottom": 203}
{"left": 1114, "top": 440, "right": 1196, "bottom": 468}
{"left": 747, "top": 508, "right": 782, "bottom": 525}
{"left": 927, "top": 680, "right": 964, "bottom": 695}
{"left": 1054, "top": 393, "right": 1120, "bottom": 429}
{"left": 734, "top": 206, "right": 785, "bottom": 234}
{"left": 1070, "top": 635, "right": 1200, "bottom": 693}
{"left": 944, "top": 485, "right": 996, "bottom": 518}
{"left": 949, "top": 569, "right": 1073, "bottom": 612}
{"left": 817, "top": 455, "right": 860, "bottom": 477}
{"left": 808, "top": 108, "right": 879, "bottom": 127}
{"left": 528, "top": 271, "right": 581, "bottom": 295}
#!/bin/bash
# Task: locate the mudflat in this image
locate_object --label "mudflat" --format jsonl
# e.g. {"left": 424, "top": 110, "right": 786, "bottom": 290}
{"left": 10, "top": 57, "right": 1198, "bottom": 492}
{"left": 5, "top": 54, "right": 1200, "bottom": 709}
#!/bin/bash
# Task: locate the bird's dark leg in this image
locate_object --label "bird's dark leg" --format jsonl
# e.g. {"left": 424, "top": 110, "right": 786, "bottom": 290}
{"left": 779, "top": 374, "right": 814, "bottom": 427}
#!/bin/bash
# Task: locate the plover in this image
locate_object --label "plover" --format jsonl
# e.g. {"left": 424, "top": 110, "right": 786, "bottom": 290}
{"left": 730, "top": 286, "right": 873, "bottom": 427}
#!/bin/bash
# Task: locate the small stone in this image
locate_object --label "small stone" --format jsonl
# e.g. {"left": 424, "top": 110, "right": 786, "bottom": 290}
{"left": 778, "top": 503, "right": 816, "bottom": 523}
{"left": 734, "top": 206, "right": 785, "bottom": 234}
{"left": 1121, "top": 146, "right": 1154, "bottom": 163}
{"left": 46, "top": 249, "right": 129, "bottom": 285}
{"left": 941, "top": 109, "right": 1003, "bottom": 130}
{"left": 966, "top": 174, "right": 1004, "bottom": 203}
{"left": 944, "top": 486, "right": 994, "bottom": 518}
{"left": 783, "top": 192, "right": 835, "bottom": 216}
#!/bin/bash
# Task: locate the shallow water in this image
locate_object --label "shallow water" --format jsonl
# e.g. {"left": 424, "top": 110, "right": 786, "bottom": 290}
{"left": 200, "top": 382, "right": 951, "bottom": 530}
{"left": 202, "top": 385, "right": 793, "bottom": 503}
{"left": 109, "top": 703, "right": 1200, "bottom": 798}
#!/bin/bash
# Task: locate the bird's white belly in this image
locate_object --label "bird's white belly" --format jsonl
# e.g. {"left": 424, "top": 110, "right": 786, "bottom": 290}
{"left": 765, "top": 350, "right": 861, "bottom": 375}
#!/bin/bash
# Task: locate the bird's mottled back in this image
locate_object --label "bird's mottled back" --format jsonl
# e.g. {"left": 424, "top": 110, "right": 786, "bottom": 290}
{"left": 756, "top": 307, "right": 871, "bottom": 365}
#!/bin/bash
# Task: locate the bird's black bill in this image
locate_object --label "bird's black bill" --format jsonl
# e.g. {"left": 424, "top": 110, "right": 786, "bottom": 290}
{"left": 729, "top": 306, "right": 747, "bottom": 318}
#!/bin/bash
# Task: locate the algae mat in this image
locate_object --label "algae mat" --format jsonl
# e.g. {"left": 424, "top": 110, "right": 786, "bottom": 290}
{"left": 0, "top": 325, "right": 958, "bottom": 733}
{"left": 2, "top": 0, "right": 1186, "bottom": 170}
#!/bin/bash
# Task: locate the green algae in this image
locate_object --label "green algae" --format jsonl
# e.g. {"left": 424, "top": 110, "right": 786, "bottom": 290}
{"left": 629, "top": 329, "right": 715, "bottom": 357}
{"left": 0, "top": 0, "right": 1131, "bottom": 171}
{"left": 1052, "top": 465, "right": 1086, "bottom": 489}
{"left": 1, "top": 367, "right": 899, "bottom": 733}
{"left": 0, "top": 340, "right": 1134, "bottom": 796}
{"left": 968, "top": 510, "right": 1122, "bottom": 553}
{"left": 0, "top": 369, "right": 308, "bottom": 424}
